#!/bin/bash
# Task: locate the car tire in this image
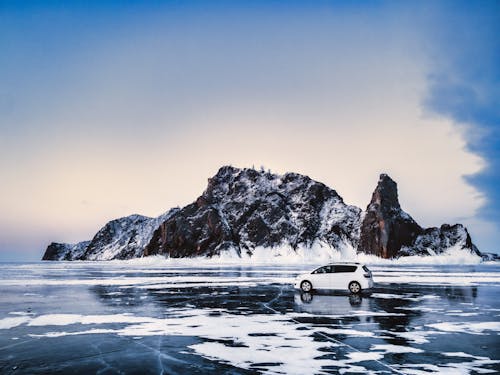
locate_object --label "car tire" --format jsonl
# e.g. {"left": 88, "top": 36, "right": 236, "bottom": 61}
{"left": 348, "top": 281, "right": 361, "bottom": 294}
{"left": 300, "top": 280, "right": 313, "bottom": 292}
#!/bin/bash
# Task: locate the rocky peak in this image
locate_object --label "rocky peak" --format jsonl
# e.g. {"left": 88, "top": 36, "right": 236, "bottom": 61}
{"left": 201, "top": 166, "right": 277, "bottom": 205}
{"left": 370, "top": 174, "right": 400, "bottom": 211}
{"left": 359, "top": 174, "right": 422, "bottom": 258}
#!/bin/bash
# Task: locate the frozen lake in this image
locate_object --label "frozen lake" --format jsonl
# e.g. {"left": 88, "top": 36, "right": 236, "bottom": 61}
{"left": 0, "top": 261, "right": 499, "bottom": 374}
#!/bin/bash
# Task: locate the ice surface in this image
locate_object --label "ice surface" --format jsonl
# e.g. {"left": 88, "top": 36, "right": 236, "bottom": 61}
{"left": 385, "top": 329, "right": 446, "bottom": 345}
{"left": 370, "top": 344, "right": 424, "bottom": 354}
{"left": 0, "top": 275, "right": 295, "bottom": 287}
{"left": 396, "top": 358, "right": 500, "bottom": 375}
{"left": 371, "top": 293, "right": 441, "bottom": 301}
{"left": 0, "top": 262, "right": 499, "bottom": 374}
{"left": 2, "top": 266, "right": 497, "bottom": 288}
{"left": 17, "top": 310, "right": 352, "bottom": 374}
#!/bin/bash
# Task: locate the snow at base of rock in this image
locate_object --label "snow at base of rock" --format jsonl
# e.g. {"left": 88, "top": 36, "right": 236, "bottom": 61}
{"left": 98, "top": 243, "right": 482, "bottom": 266}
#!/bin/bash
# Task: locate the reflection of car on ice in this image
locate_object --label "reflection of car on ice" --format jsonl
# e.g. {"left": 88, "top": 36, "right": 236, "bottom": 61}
{"left": 294, "top": 262, "right": 374, "bottom": 293}
{"left": 298, "top": 291, "right": 362, "bottom": 306}
{"left": 294, "top": 292, "right": 369, "bottom": 319}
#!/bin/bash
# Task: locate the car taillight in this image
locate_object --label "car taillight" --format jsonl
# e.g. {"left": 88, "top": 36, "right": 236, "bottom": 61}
{"left": 364, "top": 272, "right": 371, "bottom": 278}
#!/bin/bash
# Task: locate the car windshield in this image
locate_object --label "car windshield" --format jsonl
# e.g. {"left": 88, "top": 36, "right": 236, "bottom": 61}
{"left": 362, "top": 265, "right": 370, "bottom": 272}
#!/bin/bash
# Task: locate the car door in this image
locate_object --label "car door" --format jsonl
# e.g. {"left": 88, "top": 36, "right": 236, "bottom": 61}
{"left": 332, "top": 265, "right": 357, "bottom": 289}
{"left": 310, "top": 266, "right": 334, "bottom": 289}
{"left": 321, "top": 265, "right": 335, "bottom": 289}
{"left": 330, "top": 266, "right": 342, "bottom": 289}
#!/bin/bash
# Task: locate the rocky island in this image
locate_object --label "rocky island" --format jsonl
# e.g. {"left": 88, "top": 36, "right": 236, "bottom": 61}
{"left": 43, "top": 166, "right": 480, "bottom": 261}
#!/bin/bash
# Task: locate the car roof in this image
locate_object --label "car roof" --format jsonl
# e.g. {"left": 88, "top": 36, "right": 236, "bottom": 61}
{"left": 325, "top": 262, "right": 361, "bottom": 265}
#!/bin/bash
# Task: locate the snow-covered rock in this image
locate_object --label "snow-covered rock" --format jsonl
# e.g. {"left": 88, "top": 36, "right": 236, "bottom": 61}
{"left": 399, "top": 224, "right": 480, "bottom": 257}
{"left": 481, "top": 252, "right": 500, "bottom": 262}
{"left": 81, "top": 210, "right": 179, "bottom": 260}
{"left": 42, "top": 241, "right": 90, "bottom": 261}
{"left": 42, "top": 210, "right": 178, "bottom": 261}
{"left": 144, "top": 166, "right": 361, "bottom": 258}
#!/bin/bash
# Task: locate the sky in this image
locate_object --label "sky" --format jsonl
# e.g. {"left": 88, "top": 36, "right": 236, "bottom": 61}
{"left": 0, "top": 0, "right": 499, "bottom": 261}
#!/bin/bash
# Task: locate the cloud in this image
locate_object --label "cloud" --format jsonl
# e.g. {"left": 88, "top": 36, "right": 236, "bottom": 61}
{"left": 419, "top": 1, "right": 500, "bottom": 252}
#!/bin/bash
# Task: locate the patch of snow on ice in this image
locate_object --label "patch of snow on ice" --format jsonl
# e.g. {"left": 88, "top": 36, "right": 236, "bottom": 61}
{"left": 446, "top": 312, "right": 480, "bottom": 317}
{"left": 371, "top": 293, "right": 441, "bottom": 302}
{"left": 442, "top": 352, "right": 484, "bottom": 359}
{"left": 346, "top": 351, "right": 384, "bottom": 362}
{"left": 0, "top": 316, "right": 31, "bottom": 329}
{"left": 386, "top": 329, "right": 444, "bottom": 345}
{"left": 370, "top": 344, "right": 424, "bottom": 354}
{"left": 27, "top": 314, "right": 159, "bottom": 326}
{"left": 427, "top": 322, "right": 500, "bottom": 335}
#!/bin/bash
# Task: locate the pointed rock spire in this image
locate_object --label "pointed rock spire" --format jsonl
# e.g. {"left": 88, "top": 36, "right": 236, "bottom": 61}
{"left": 358, "top": 174, "right": 422, "bottom": 258}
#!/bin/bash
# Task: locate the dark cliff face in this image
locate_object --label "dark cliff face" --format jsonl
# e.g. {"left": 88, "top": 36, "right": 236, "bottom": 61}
{"left": 358, "top": 174, "right": 423, "bottom": 258}
{"left": 144, "top": 166, "right": 361, "bottom": 258}
{"left": 145, "top": 202, "right": 235, "bottom": 258}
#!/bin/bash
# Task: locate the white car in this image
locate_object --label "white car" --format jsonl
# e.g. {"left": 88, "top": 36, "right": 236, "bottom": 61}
{"left": 294, "top": 263, "right": 374, "bottom": 293}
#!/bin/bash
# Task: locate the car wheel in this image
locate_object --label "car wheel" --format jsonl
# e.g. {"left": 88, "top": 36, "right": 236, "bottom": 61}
{"left": 300, "top": 280, "right": 312, "bottom": 292}
{"left": 349, "top": 281, "right": 361, "bottom": 294}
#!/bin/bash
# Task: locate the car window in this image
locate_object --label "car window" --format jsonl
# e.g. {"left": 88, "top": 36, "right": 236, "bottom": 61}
{"left": 312, "top": 266, "right": 333, "bottom": 274}
{"left": 334, "top": 265, "right": 357, "bottom": 273}
{"left": 312, "top": 267, "right": 324, "bottom": 274}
